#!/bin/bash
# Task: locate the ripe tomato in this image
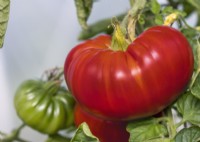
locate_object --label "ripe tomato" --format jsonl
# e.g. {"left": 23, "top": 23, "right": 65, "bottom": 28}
{"left": 74, "top": 105, "right": 129, "bottom": 142}
{"left": 64, "top": 26, "right": 194, "bottom": 120}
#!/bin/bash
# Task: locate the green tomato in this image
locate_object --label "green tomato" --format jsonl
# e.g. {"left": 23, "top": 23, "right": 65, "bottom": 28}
{"left": 14, "top": 79, "right": 75, "bottom": 134}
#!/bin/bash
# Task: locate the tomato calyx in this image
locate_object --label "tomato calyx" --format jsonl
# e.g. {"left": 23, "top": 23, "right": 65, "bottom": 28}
{"left": 40, "top": 67, "right": 65, "bottom": 97}
{"left": 41, "top": 67, "right": 65, "bottom": 97}
{"left": 43, "top": 81, "right": 61, "bottom": 96}
{"left": 110, "top": 19, "right": 129, "bottom": 51}
{"left": 42, "top": 67, "right": 64, "bottom": 82}
{"left": 110, "top": 0, "right": 146, "bottom": 52}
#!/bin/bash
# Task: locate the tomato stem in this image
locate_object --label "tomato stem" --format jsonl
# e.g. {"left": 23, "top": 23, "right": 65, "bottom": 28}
{"left": 156, "top": 116, "right": 170, "bottom": 123}
{"left": 166, "top": 108, "right": 177, "bottom": 139}
{"left": 126, "top": 0, "right": 146, "bottom": 41}
{"left": 174, "top": 119, "right": 186, "bottom": 129}
{"left": 42, "top": 67, "right": 64, "bottom": 82}
{"left": 110, "top": 18, "right": 130, "bottom": 51}
{"left": 110, "top": 0, "right": 146, "bottom": 51}
{"left": 189, "top": 69, "right": 200, "bottom": 90}
{"left": 0, "top": 123, "right": 29, "bottom": 142}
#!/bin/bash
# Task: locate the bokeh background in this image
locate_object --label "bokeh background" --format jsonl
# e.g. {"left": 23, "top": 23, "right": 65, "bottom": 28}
{"left": 0, "top": 0, "right": 197, "bottom": 141}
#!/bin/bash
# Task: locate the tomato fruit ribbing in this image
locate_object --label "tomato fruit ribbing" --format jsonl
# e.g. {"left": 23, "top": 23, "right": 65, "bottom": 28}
{"left": 14, "top": 80, "right": 75, "bottom": 134}
{"left": 64, "top": 26, "right": 194, "bottom": 120}
{"left": 74, "top": 105, "right": 129, "bottom": 142}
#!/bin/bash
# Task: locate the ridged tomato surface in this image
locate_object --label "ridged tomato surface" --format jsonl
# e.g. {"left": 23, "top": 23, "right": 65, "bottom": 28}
{"left": 64, "top": 26, "right": 194, "bottom": 120}
{"left": 74, "top": 105, "right": 129, "bottom": 142}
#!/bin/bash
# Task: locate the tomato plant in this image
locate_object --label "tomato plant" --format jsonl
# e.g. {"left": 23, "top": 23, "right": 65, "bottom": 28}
{"left": 74, "top": 104, "right": 129, "bottom": 142}
{"left": 64, "top": 25, "right": 194, "bottom": 120}
{"left": 14, "top": 79, "right": 75, "bottom": 134}
{"left": 1, "top": 0, "right": 200, "bottom": 142}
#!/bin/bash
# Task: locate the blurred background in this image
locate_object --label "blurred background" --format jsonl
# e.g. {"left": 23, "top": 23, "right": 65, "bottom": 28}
{"left": 0, "top": 0, "right": 197, "bottom": 141}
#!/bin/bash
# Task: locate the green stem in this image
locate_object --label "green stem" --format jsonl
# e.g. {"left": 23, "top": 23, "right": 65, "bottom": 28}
{"left": 110, "top": 19, "right": 129, "bottom": 51}
{"left": 180, "top": 16, "right": 196, "bottom": 30}
{"left": 42, "top": 67, "right": 64, "bottom": 82}
{"left": 156, "top": 117, "right": 170, "bottom": 123}
{"left": 52, "top": 67, "right": 64, "bottom": 81}
{"left": 0, "top": 131, "right": 7, "bottom": 136}
{"left": 110, "top": 0, "right": 146, "bottom": 51}
{"left": 47, "top": 133, "right": 71, "bottom": 142}
{"left": 166, "top": 108, "right": 177, "bottom": 139}
{"left": 126, "top": 0, "right": 146, "bottom": 41}
{"left": 129, "top": 0, "right": 134, "bottom": 7}
{"left": 175, "top": 119, "right": 186, "bottom": 129}
{"left": 1, "top": 123, "right": 29, "bottom": 142}
{"left": 187, "top": 0, "right": 200, "bottom": 15}
{"left": 78, "top": 13, "right": 125, "bottom": 40}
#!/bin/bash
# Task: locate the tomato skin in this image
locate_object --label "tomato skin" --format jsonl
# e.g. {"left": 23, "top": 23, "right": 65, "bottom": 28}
{"left": 74, "top": 105, "right": 129, "bottom": 142}
{"left": 14, "top": 80, "right": 75, "bottom": 134}
{"left": 64, "top": 26, "right": 194, "bottom": 120}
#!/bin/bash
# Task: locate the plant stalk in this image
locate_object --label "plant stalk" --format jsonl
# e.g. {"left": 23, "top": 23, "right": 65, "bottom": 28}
{"left": 110, "top": 0, "right": 146, "bottom": 51}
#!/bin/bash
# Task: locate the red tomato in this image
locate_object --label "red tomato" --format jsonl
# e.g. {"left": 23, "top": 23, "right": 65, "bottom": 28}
{"left": 64, "top": 26, "right": 194, "bottom": 120}
{"left": 74, "top": 105, "right": 129, "bottom": 142}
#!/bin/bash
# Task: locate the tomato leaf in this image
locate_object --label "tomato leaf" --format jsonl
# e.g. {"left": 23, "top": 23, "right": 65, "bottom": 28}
{"left": 70, "top": 122, "right": 100, "bottom": 142}
{"left": 0, "top": 0, "right": 10, "bottom": 48}
{"left": 150, "top": 0, "right": 161, "bottom": 14}
{"left": 74, "top": 0, "right": 93, "bottom": 30}
{"left": 138, "top": 14, "right": 145, "bottom": 25}
{"left": 181, "top": 28, "right": 199, "bottom": 70}
{"left": 143, "top": 139, "right": 172, "bottom": 142}
{"left": 187, "top": 0, "right": 200, "bottom": 14}
{"left": 191, "top": 41, "right": 200, "bottom": 98}
{"left": 176, "top": 92, "right": 200, "bottom": 126}
{"left": 175, "top": 127, "right": 200, "bottom": 142}
{"left": 155, "top": 14, "right": 163, "bottom": 25}
{"left": 127, "top": 118, "right": 168, "bottom": 142}
{"left": 191, "top": 74, "right": 200, "bottom": 99}
{"left": 162, "top": 6, "right": 174, "bottom": 15}
{"left": 161, "top": 5, "right": 186, "bottom": 18}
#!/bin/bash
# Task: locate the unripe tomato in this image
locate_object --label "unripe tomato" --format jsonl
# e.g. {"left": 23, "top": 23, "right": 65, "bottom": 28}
{"left": 64, "top": 26, "right": 194, "bottom": 120}
{"left": 74, "top": 105, "right": 129, "bottom": 142}
{"left": 14, "top": 80, "right": 75, "bottom": 134}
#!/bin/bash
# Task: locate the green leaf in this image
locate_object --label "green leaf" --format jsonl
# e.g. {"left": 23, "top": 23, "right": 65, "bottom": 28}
{"left": 191, "top": 74, "right": 200, "bottom": 99}
{"left": 161, "top": 6, "right": 186, "bottom": 18}
{"left": 0, "top": 0, "right": 10, "bottom": 48}
{"left": 176, "top": 92, "right": 200, "bottom": 126}
{"left": 181, "top": 28, "right": 199, "bottom": 70}
{"left": 144, "top": 139, "right": 172, "bottom": 142}
{"left": 70, "top": 122, "right": 99, "bottom": 142}
{"left": 155, "top": 14, "right": 163, "bottom": 25}
{"left": 129, "top": 0, "right": 134, "bottom": 7}
{"left": 190, "top": 41, "right": 200, "bottom": 98}
{"left": 162, "top": 6, "right": 173, "bottom": 15}
{"left": 175, "top": 127, "right": 200, "bottom": 142}
{"left": 127, "top": 118, "right": 155, "bottom": 131}
{"left": 127, "top": 118, "right": 168, "bottom": 142}
{"left": 150, "top": 0, "right": 161, "bottom": 14}
{"left": 74, "top": 0, "right": 93, "bottom": 29}
{"left": 187, "top": 0, "right": 200, "bottom": 15}
{"left": 138, "top": 14, "right": 145, "bottom": 25}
